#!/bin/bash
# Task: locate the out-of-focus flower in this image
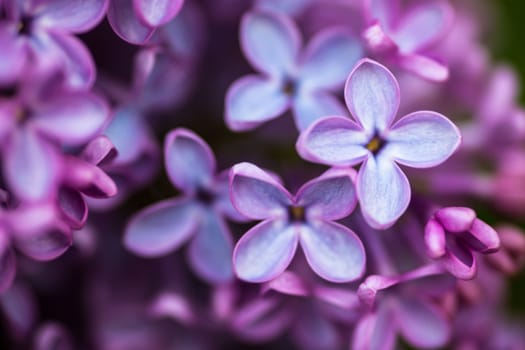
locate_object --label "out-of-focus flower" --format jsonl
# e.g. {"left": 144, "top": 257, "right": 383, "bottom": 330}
{"left": 124, "top": 128, "right": 242, "bottom": 284}
{"left": 226, "top": 10, "right": 362, "bottom": 131}
{"left": 424, "top": 207, "right": 500, "bottom": 279}
{"left": 362, "top": 0, "right": 453, "bottom": 81}
{"left": 107, "top": 0, "right": 184, "bottom": 44}
{"left": 297, "top": 59, "right": 460, "bottom": 229}
{"left": 0, "top": 0, "right": 107, "bottom": 88}
{"left": 230, "top": 162, "right": 365, "bottom": 283}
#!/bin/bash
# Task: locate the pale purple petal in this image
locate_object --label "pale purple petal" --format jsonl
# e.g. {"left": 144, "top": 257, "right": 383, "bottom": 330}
{"left": 241, "top": 11, "right": 300, "bottom": 76}
{"left": 345, "top": 59, "right": 399, "bottom": 132}
{"left": 384, "top": 111, "right": 461, "bottom": 168}
{"left": 296, "top": 116, "right": 369, "bottom": 166}
{"left": 108, "top": 0, "right": 156, "bottom": 44}
{"left": 292, "top": 90, "right": 348, "bottom": 131}
{"left": 164, "top": 128, "right": 216, "bottom": 192}
{"left": 230, "top": 162, "right": 291, "bottom": 220}
{"left": 233, "top": 220, "right": 298, "bottom": 283}
{"left": 58, "top": 188, "right": 88, "bottom": 230}
{"left": 81, "top": 135, "right": 117, "bottom": 166}
{"left": 357, "top": 156, "right": 410, "bottom": 229}
{"left": 397, "top": 298, "right": 451, "bottom": 348}
{"left": 3, "top": 128, "right": 60, "bottom": 202}
{"left": 39, "top": 30, "right": 96, "bottom": 89}
{"left": 390, "top": 1, "right": 453, "bottom": 53}
{"left": 366, "top": 0, "right": 400, "bottom": 27}
{"left": 133, "top": 0, "right": 184, "bottom": 27}
{"left": 0, "top": 233, "right": 15, "bottom": 294}
{"left": 12, "top": 207, "right": 72, "bottom": 261}
{"left": 296, "top": 168, "right": 357, "bottom": 221}
{"left": 299, "top": 221, "right": 365, "bottom": 282}
{"left": 124, "top": 198, "right": 200, "bottom": 257}
{"left": 0, "top": 282, "right": 37, "bottom": 339}
{"left": 187, "top": 211, "right": 234, "bottom": 284}
{"left": 149, "top": 292, "right": 197, "bottom": 325}
{"left": 0, "top": 25, "right": 26, "bottom": 84}
{"left": 396, "top": 54, "right": 449, "bottom": 82}
{"left": 352, "top": 307, "right": 397, "bottom": 350}
{"left": 212, "top": 171, "right": 248, "bottom": 222}
{"left": 36, "top": 0, "right": 108, "bottom": 33}
{"left": 299, "top": 28, "right": 362, "bottom": 90}
{"left": 442, "top": 242, "right": 476, "bottom": 280}
{"left": 225, "top": 75, "right": 290, "bottom": 131}
{"left": 32, "top": 92, "right": 109, "bottom": 146}
{"left": 263, "top": 271, "right": 309, "bottom": 297}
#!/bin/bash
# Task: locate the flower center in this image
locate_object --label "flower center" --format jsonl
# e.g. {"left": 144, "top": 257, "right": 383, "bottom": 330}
{"left": 288, "top": 205, "right": 306, "bottom": 222}
{"left": 365, "top": 135, "right": 385, "bottom": 155}
{"left": 0, "top": 84, "right": 17, "bottom": 99}
{"left": 17, "top": 15, "right": 33, "bottom": 36}
{"left": 282, "top": 77, "right": 297, "bottom": 97}
{"left": 196, "top": 188, "right": 215, "bottom": 205}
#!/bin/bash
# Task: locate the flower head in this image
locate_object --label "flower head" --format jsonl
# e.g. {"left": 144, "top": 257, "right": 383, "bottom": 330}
{"left": 297, "top": 59, "right": 461, "bottom": 229}
{"left": 230, "top": 162, "right": 365, "bottom": 283}
{"left": 226, "top": 10, "right": 362, "bottom": 131}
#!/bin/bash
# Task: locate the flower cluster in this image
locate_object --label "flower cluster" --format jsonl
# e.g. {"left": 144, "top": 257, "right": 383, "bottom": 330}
{"left": 1, "top": 0, "right": 525, "bottom": 349}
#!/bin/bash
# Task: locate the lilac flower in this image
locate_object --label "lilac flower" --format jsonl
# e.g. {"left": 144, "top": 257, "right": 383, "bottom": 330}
{"left": 108, "top": 0, "right": 184, "bottom": 44}
{"left": 0, "top": 0, "right": 108, "bottom": 88}
{"left": 425, "top": 207, "right": 500, "bottom": 279}
{"left": 0, "top": 68, "right": 110, "bottom": 202}
{"left": 355, "top": 265, "right": 453, "bottom": 350}
{"left": 362, "top": 0, "right": 453, "bottom": 81}
{"left": 297, "top": 59, "right": 461, "bottom": 229}
{"left": 225, "top": 10, "right": 362, "bottom": 131}
{"left": 230, "top": 162, "right": 365, "bottom": 283}
{"left": 124, "top": 128, "right": 241, "bottom": 284}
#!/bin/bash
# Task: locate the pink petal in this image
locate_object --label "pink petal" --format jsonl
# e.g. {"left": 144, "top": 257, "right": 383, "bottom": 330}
{"left": 58, "top": 188, "right": 88, "bottom": 230}
{"left": 396, "top": 54, "right": 449, "bottom": 82}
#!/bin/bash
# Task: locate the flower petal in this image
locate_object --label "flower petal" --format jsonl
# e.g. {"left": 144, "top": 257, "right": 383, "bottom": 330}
{"left": 58, "top": 188, "right": 88, "bottom": 230}
{"left": 225, "top": 75, "right": 290, "bottom": 131}
{"left": 435, "top": 207, "right": 476, "bottom": 233}
{"left": 3, "top": 128, "right": 60, "bottom": 202}
{"left": 107, "top": 0, "right": 155, "bottom": 44}
{"left": 299, "top": 221, "right": 365, "bottom": 282}
{"left": 352, "top": 306, "right": 397, "bottom": 350}
{"left": 0, "top": 25, "right": 26, "bottom": 84}
{"left": 397, "top": 298, "right": 451, "bottom": 348}
{"left": 390, "top": 1, "right": 453, "bottom": 53}
{"left": 296, "top": 168, "right": 357, "bottom": 221}
{"left": 62, "top": 157, "right": 117, "bottom": 198}
{"left": 468, "top": 218, "right": 500, "bottom": 253}
{"left": 0, "top": 233, "right": 16, "bottom": 294}
{"left": 32, "top": 92, "right": 109, "bottom": 146}
{"left": 299, "top": 28, "right": 362, "bottom": 90}
{"left": 292, "top": 303, "right": 340, "bottom": 350}
{"left": 385, "top": 111, "right": 461, "bottom": 168}
{"left": 396, "top": 54, "right": 449, "bottom": 82}
{"left": 34, "top": 323, "right": 73, "bottom": 350}
{"left": 133, "top": 0, "right": 184, "bottom": 27}
{"left": 0, "top": 282, "right": 37, "bottom": 339}
{"left": 81, "top": 135, "right": 117, "bottom": 166}
{"left": 345, "top": 58, "right": 399, "bottom": 132}
{"left": 233, "top": 220, "right": 298, "bottom": 283}
{"left": 365, "top": 0, "right": 400, "bottom": 27}
{"left": 164, "top": 128, "right": 216, "bottom": 192}
{"left": 357, "top": 156, "right": 410, "bottom": 229}
{"left": 296, "top": 116, "right": 369, "bottom": 166}
{"left": 241, "top": 11, "right": 300, "bottom": 76}
{"left": 187, "top": 210, "right": 234, "bottom": 284}
{"left": 212, "top": 170, "right": 248, "bottom": 222}
{"left": 36, "top": 0, "right": 108, "bottom": 33}
{"left": 441, "top": 241, "right": 476, "bottom": 280}
{"left": 292, "top": 90, "right": 347, "bottom": 131}
{"left": 124, "top": 198, "right": 200, "bottom": 257}
{"left": 229, "top": 162, "right": 291, "bottom": 220}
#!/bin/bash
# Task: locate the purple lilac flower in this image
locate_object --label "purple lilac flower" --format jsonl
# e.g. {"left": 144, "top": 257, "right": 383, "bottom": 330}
{"left": 0, "top": 68, "right": 110, "bottom": 202}
{"left": 230, "top": 162, "right": 365, "bottom": 283}
{"left": 297, "top": 59, "right": 461, "bottom": 229}
{"left": 108, "top": 0, "right": 184, "bottom": 44}
{"left": 355, "top": 265, "right": 453, "bottom": 350}
{"left": 225, "top": 10, "right": 362, "bottom": 131}
{"left": 0, "top": 0, "right": 107, "bottom": 88}
{"left": 362, "top": 0, "right": 453, "bottom": 81}
{"left": 124, "top": 128, "right": 241, "bottom": 284}
{"left": 425, "top": 207, "right": 500, "bottom": 279}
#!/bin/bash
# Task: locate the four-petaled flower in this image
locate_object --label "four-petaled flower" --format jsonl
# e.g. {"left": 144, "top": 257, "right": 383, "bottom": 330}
{"left": 230, "top": 162, "right": 365, "bottom": 283}
{"left": 297, "top": 59, "right": 461, "bottom": 229}
{"left": 124, "top": 128, "right": 243, "bottom": 284}
{"left": 225, "top": 10, "right": 362, "bottom": 131}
